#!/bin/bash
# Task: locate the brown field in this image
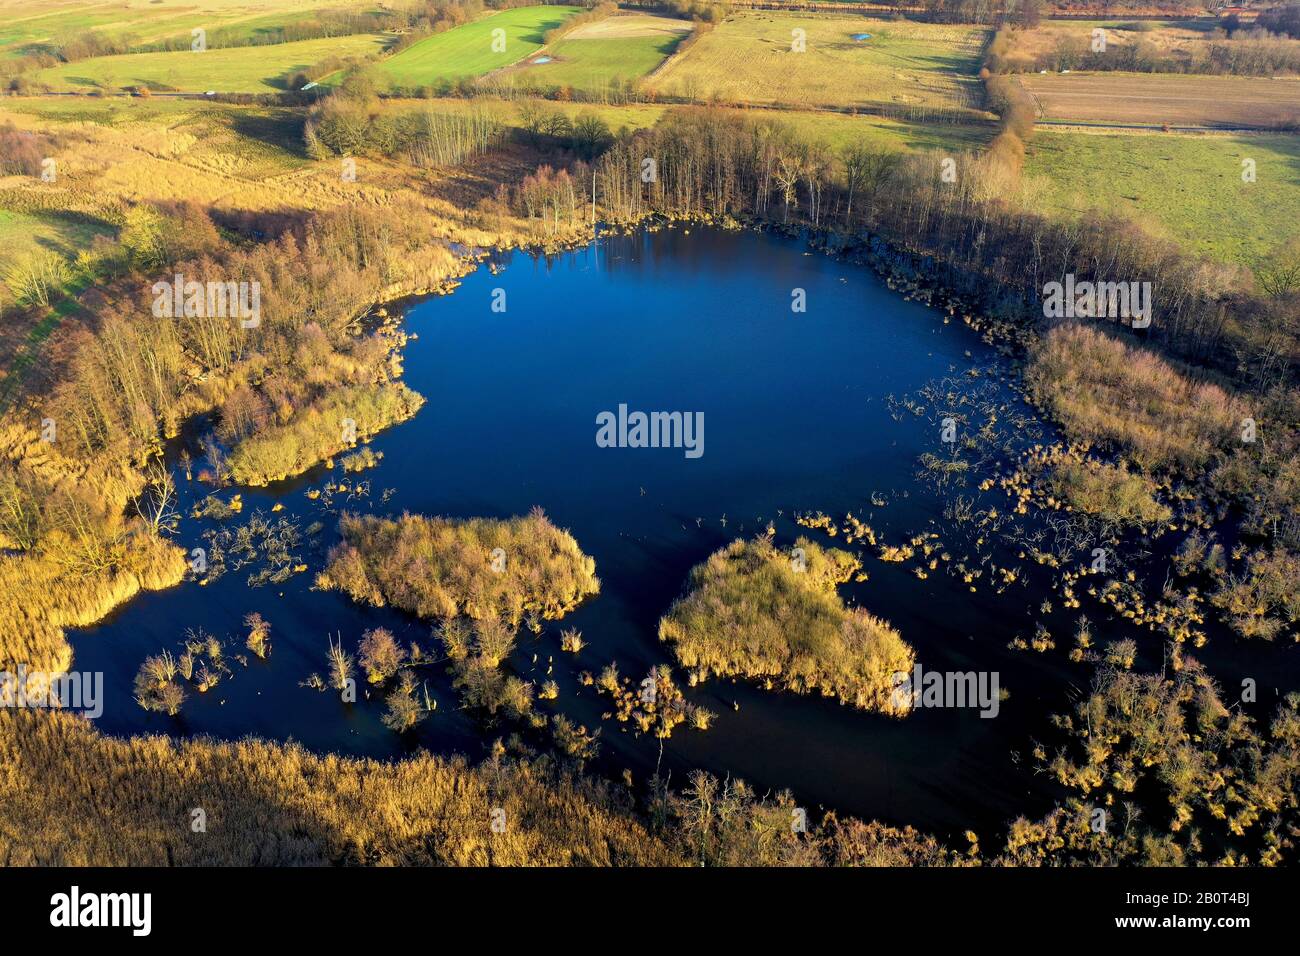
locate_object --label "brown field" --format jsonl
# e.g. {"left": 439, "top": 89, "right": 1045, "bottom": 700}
{"left": 1017, "top": 72, "right": 1300, "bottom": 127}
{"left": 644, "top": 13, "right": 988, "bottom": 114}
{"left": 1004, "top": 20, "right": 1214, "bottom": 71}
{"left": 0, "top": 95, "right": 527, "bottom": 379}
{"left": 565, "top": 11, "right": 691, "bottom": 40}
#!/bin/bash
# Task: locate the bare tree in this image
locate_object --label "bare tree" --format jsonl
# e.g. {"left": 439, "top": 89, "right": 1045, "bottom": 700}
{"left": 842, "top": 143, "right": 901, "bottom": 222}
{"left": 327, "top": 633, "right": 354, "bottom": 692}
{"left": 131, "top": 458, "right": 179, "bottom": 537}
{"left": 1257, "top": 238, "right": 1300, "bottom": 298}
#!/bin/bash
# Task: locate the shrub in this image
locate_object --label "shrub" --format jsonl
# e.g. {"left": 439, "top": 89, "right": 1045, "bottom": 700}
{"left": 381, "top": 671, "right": 426, "bottom": 732}
{"left": 358, "top": 627, "right": 405, "bottom": 683}
{"left": 326, "top": 634, "right": 353, "bottom": 692}
{"left": 550, "top": 714, "right": 599, "bottom": 760}
{"left": 244, "top": 612, "right": 271, "bottom": 658}
{"left": 132, "top": 652, "right": 185, "bottom": 715}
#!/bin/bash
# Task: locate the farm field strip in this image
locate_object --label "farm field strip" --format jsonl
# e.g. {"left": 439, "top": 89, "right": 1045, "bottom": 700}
{"left": 0, "top": 0, "right": 378, "bottom": 61}
{"left": 1017, "top": 71, "right": 1300, "bottom": 128}
{"left": 25, "top": 31, "right": 391, "bottom": 93}
{"left": 497, "top": 13, "right": 691, "bottom": 92}
{"left": 374, "top": 6, "right": 581, "bottom": 87}
{"left": 391, "top": 94, "right": 993, "bottom": 152}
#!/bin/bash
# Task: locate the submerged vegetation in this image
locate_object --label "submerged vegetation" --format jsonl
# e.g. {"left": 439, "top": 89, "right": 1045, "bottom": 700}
{"left": 1035, "top": 448, "right": 1171, "bottom": 528}
{"left": 659, "top": 535, "right": 914, "bottom": 713}
{"left": 14, "top": 652, "right": 1294, "bottom": 866}
{"left": 1014, "top": 661, "right": 1300, "bottom": 866}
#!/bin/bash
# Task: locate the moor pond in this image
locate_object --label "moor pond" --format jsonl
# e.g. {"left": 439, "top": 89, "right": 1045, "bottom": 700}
{"left": 71, "top": 226, "right": 1300, "bottom": 840}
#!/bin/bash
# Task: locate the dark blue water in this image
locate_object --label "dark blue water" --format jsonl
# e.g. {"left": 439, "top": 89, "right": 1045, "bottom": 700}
{"left": 73, "top": 226, "right": 1086, "bottom": 838}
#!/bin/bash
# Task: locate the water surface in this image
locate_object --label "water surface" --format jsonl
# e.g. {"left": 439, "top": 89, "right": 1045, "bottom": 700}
{"left": 75, "top": 226, "right": 1088, "bottom": 837}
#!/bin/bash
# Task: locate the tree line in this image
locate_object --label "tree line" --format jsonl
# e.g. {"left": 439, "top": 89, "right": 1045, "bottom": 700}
{"left": 993, "top": 27, "right": 1300, "bottom": 77}
{"left": 306, "top": 83, "right": 508, "bottom": 168}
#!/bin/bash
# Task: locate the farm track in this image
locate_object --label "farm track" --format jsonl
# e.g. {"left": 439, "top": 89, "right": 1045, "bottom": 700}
{"left": 1036, "top": 120, "right": 1283, "bottom": 134}
{"left": 8, "top": 90, "right": 999, "bottom": 125}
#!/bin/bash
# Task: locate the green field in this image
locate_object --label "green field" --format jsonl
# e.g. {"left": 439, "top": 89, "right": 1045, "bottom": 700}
{"left": 26, "top": 31, "right": 389, "bottom": 92}
{"left": 403, "top": 95, "right": 992, "bottom": 155}
{"left": 375, "top": 6, "right": 580, "bottom": 89}
{"left": 0, "top": 207, "right": 110, "bottom": 268}
{"left": 153, "top": 4, "right": 386, "bottom": 51}
{"left": 0, "top": 0, "right": 380, "bottom": 61}
{"left": 771, "top": 108, "right": 992, "bottom": 153}
{"left": 499, "top": 13, "right": 689, "bottom": 94}
{"left": 519, "top": 35, "right": 680, "bottom": 92}
{"left": 1, "top": 5, "right": 128, "bottom": 57}
{"left": 0, "top": 1, "right": 179, "bottom": 59}
{"left": 1025, "top": 129, "right": 1300, "bottom": 268}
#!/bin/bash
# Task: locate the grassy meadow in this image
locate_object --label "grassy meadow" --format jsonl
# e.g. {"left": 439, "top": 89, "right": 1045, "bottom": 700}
{"left": 646, "top": 13, "right": 988, "bottom": 114}
{"left": 0, "top": 0, "right": 382, "bottom": 61}
{"left": 25, "top": 31, "right": 390, "bottom": 92}
{"left": 769, "top": 104, "right": 992, "bottom": 152}
{"left": 0, "top": 0, "right": 217, "bottom": 60}
{"left": 0, "top": 97, "right": 313, "bottom": 205}
{"left": 375, "top": 5, "right": 580, "bottom": 89}
{"left": 0, "top": 208, "right": 111, "bottom": 375}
{"left": 405, "top": 94, "right": 992, "bottom": 152}
{"left": 0, "top": 206, "right": 111, "bottom": 262}
{"left": 1025, "top": 129, "right": 1300, "bottom": 268}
